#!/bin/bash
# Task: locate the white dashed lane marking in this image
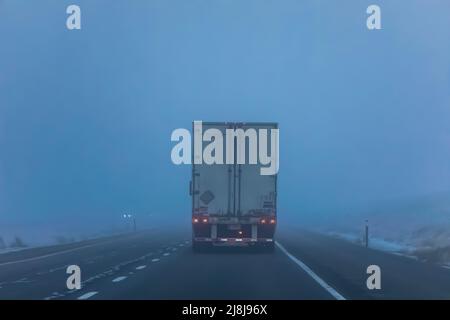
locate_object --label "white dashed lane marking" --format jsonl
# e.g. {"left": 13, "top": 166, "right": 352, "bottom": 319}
{"left": 112, "top": 276, "right": 127, "bottom": 283}
{"left": 77, "top": 291, "right": 98, "bottom": 300}
{"left": 42, "top": 241, "right": 183, "bottom": 300}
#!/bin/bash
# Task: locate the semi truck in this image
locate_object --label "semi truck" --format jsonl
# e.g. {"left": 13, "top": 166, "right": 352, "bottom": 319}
{"left": 190, "top": 122, "right": 278, "bottom": 251}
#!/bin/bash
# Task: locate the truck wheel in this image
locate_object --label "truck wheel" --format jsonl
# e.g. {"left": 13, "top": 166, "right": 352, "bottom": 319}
{"left": 192, "top": 240, "right": 199, "bottom": 252}
{"left": 192, "top": 241, "right": 206, "bottom": 253}
{"left": 266, "top": 242, "right": 275, "bottom": 252}
{"left": 259, "top": 242, "right": 275, "bottom": 253}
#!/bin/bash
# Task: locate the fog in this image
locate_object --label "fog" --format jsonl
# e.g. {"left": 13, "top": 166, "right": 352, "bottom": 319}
{"left": 1, "top": 1, "right": 450, "bottom": 246}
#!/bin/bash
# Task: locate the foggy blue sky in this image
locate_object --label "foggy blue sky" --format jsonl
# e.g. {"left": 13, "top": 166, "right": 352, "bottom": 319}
{"left": 1, "top": 0, "right": 450, "bottom": 234}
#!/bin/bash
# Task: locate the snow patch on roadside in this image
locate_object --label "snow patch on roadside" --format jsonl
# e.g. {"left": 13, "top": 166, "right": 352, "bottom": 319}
{"left": 327, "top": 231, "right": 416, "bottom": 256}
{"left": 319, "top": 193, "right": 450, "bottom": 266}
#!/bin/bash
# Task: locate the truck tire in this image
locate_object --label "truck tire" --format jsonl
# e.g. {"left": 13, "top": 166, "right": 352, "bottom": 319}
{"left": 266, "top": 241, "right": 275, "bottom": 252}
{"left": 192, "top": 240, "right": 207, "bottom": 253}
{"left": 258, "top": 241, "right": 275, "bottom": 253}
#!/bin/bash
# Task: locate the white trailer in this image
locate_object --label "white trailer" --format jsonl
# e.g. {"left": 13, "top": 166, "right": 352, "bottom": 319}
{"left": 190, "top": 122, "right": 278, "bottom": 251}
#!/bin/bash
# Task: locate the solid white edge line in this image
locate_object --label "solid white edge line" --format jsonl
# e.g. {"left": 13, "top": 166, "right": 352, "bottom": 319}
{"left": 77, "top": 291, "right": 98, "bottom": 300}
{"left": 275, "top": 241, "right": 346, "bottom": 300}
{"left": 0, "top": 230, "right": 159, "bottom": 267}
{"left": 0, "top": 238, "right": 127, "bottom": 267}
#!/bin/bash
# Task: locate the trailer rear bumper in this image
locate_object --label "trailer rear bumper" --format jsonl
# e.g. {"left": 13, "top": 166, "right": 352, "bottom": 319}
{"left": 193, "top": 237, "right": 273, "bottom": 246}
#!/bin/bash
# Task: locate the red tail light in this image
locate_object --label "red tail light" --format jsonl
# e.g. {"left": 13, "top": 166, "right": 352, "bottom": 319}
{"left": 193, "top": 216, "right": 208, "bottom": 224}
{"left": 260, "top": 218, "right": 276, "bottom": 224}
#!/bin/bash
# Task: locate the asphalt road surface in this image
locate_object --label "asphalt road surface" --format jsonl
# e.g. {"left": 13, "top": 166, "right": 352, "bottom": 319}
{"left": 1, "top": 227, "right": 450, "bottom": 300}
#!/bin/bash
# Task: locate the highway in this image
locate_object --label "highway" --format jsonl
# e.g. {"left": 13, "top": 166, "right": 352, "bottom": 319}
{"left": 1, "top": 226, "right": 450, "bottom": 300}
